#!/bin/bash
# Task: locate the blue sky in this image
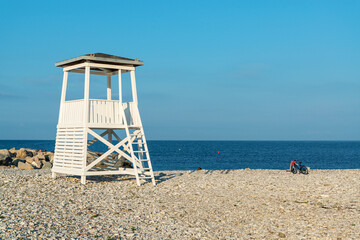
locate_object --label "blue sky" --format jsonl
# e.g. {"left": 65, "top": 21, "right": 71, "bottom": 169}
{"left": 0, "top": 0, "right": 359, "bottom": 140}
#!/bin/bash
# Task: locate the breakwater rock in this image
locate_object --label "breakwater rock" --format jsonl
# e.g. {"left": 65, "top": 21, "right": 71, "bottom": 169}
{"left": 0, "top": 148, "right": 54, "bottom": 170}
{"left": 0, "top": 148, "right": 132, "bottom": 170}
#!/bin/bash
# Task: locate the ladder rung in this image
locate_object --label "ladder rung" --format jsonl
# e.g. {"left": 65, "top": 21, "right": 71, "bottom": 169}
{"left": 139, "top": 159, "right": 149, "bottom": 161}
{"left": 133, "top": 150, "right": 146, "bottom": 153}
{"left": 139, "top": 176, "right": 153, "bottom": 179}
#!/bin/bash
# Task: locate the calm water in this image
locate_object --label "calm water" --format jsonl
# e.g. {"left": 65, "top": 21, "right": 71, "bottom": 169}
{"left": 0, "top": 140, "right": 359, "bottom": 170}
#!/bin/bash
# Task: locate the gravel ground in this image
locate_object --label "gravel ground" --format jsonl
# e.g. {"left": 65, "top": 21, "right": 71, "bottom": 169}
{"left": 0, "top": 169, "right": 359, "bottom": 239}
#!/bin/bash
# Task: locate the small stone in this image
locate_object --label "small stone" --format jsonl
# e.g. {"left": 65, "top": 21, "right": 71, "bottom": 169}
{"left": 278, "top": 232, "right": 286, "bottom": 238}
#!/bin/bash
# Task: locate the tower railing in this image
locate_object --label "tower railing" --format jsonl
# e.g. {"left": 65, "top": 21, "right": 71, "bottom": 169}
{"left": 59, "top": 99, "right": 140, "bottom": 128}
{"left": 60, "top": 99, "right": 84, "bottom": 125}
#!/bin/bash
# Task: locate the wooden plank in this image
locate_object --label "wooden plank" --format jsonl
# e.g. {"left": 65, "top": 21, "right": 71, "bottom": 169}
{"left": 55, "top": 146, "right": 84, "bottom": 150}
{"left": 63, "top": 62, "right": 87, "bottom": 72}
{"left": 52, "top": 167, "right": 83, "bottom": 175}
{"left": 86, "top": 62, "right": 135, "bottom": 71}
{"left": 69, "top": 69, "right": 108, "bottom": 76}
{"left": 57, "top": 127, "right": 84, "bottom": 131}
{"left": 56, "top": 135, "right": 84, "bottom": 139}
{"left": 111, "top": 70, "right": 129, "bottom": 75}
{"left": 55, "top": 139, "right": 84, "bottom": 143}
{"left": 85, "top": 169, "right": 136, "bottom": 176}
{"left": 55, "top": 152, "right": 84, "bottom": 159}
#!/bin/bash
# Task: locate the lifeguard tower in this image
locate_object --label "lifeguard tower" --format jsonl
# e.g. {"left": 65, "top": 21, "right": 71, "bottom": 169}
{"left": 51, "top": 53, "right": 155, "bottom": 186}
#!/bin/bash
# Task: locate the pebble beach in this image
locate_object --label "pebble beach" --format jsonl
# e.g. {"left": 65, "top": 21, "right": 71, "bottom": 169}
{"left": 0, "top": 169, "right": 359, "bottom": 239}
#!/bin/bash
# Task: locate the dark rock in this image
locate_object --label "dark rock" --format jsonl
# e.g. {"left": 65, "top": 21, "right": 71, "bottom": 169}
{"left": 45, "top": 152, "right": 54, "bottom": 162}
{"left": 9, "top": 148, "right": 16, "bottom": 157}
{"left": 0, "top": 155, "right": 12, "bottom": 166}
{"left": 26, "top": 151, "right": 34, "bottom": 158}
{"left": 11, "top": 158, "right": 25, "bottom": 167}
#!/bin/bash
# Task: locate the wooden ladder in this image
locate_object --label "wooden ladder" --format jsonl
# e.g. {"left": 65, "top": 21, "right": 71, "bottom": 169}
{"left": 129, "top": 128, "right": 156, "bottom": 186}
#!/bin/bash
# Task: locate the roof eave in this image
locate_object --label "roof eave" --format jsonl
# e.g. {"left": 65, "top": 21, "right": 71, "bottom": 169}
{"left": 55, "top": 56, "right": 144, "bottom": 68}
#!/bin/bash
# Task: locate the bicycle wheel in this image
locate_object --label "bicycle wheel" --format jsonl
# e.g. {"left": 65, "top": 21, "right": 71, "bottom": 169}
{"left": 300, "top": 166, "right": 309, "bottom": 175}
{"left": 291, "top": 166, "right": 297, "bottom": 174}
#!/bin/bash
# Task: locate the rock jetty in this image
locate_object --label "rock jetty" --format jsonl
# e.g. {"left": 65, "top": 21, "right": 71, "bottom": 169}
{"left": 0, "top": 168, "right": 359, "bottom": 239}
{"left": 0, "top": 148, "right": 54, "bottom": 170}
{"left": 0, "top": 148, "right": 132, "bottom": 170}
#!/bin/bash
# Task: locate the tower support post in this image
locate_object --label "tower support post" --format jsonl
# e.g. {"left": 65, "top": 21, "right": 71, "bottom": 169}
{"left": 130, "top": 70, "right": 138, "bottom": 105}
{"left": 58, "top": 71, "right": 68, "bottom": 124}
{"left": 107, "top": 74, "right": 112, "bottom": 100}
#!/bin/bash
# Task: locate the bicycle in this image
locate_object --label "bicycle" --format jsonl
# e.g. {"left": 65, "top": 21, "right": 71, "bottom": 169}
{"left": 291, "top": 161, "right": 309, "bottom": 174}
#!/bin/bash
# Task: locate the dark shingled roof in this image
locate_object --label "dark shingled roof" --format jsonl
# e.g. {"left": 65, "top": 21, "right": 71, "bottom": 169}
{"left": 55, "top": 53, "right": 144, "bottom": 68}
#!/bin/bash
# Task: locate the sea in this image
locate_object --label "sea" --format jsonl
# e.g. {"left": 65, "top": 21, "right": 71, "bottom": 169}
{"left": 0, "top": 140, "right": 359, "bottom": 171}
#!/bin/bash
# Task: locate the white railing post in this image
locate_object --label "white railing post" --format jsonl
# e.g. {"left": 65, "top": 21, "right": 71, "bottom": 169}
{"left": 107, "top": 74, "right": 112, "bottom": 100}
{"left": 118, "top": 70, "right": 122, "bottom": 103}
{"left": 58, "top": 71, "right": 68, "bottom": 124}
{"left": 84, "top": 66, "right": 90, "bottom": 125}
{"left": 130, "top": 70, "right": 138, "bottom": 105}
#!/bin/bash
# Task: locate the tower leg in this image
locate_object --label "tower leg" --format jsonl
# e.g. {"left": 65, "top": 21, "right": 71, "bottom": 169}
{"left": 135, "top": 175, "right": 141, "bottom": 186}
{"left": 81, "top": 175, "right": 86, "bottom": 185}
{"left": 52, "top": 172, "right": 57, "bottom": 179}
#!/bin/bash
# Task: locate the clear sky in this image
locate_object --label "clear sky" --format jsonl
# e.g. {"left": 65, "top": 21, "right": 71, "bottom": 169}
{"left": 0, "top": 0, "right": 359, "bottom": 140}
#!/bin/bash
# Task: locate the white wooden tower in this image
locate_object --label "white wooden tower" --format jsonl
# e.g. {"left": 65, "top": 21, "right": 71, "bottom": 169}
{"left": 51, "top": 53, "right": 155, "bottom": 186}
